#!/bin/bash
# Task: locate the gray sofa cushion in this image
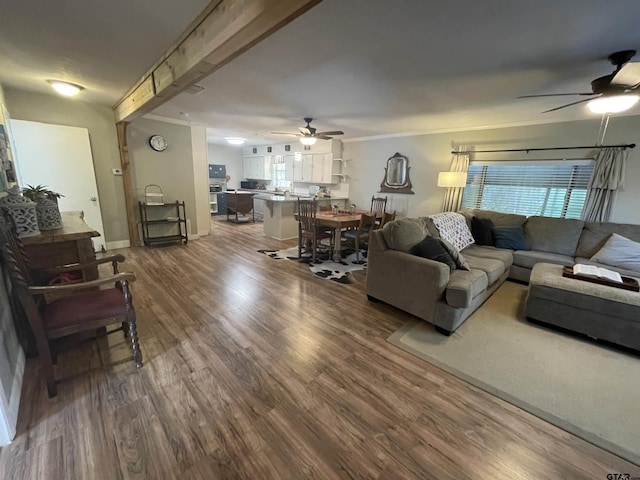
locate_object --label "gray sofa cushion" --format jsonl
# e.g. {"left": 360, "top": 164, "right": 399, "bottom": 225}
{"left": 470, "top": 209, "right": 527, "bottom": 227}
{"left": 513, "top": 250, "right": 575, "bottom": 269}
{"left": 462, "top": 245, "right": 513, "bottom": 270}
{"left": 576, "top": 221, "right": 640, "bottom": 258}
{"left": 382, "top": 217, "right": 428, "bottom": 252}
{"left": 463, "top": 254, "right": 506, "bottom": 285}
{"left": 524, "top": 216, "right": 584, "bottom": 256}
{"left": 446, "top": 269, "right": 488, "bottom": 308}
{"left": 590, "top": 233, "right": 640, "bottom": 272}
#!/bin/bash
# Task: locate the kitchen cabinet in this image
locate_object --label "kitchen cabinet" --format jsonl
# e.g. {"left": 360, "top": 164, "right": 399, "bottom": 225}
{"left": 243, "top": 155, "right": 271, "bottom": 180}
{"left": 312, "top": 153, "right": 335, "bottom": 183}
{"left": 209, "top": 164, "right": 226, "bottom": 179}
{"left": 284, "top": 154, "right": 295, "bottom": 181}
{"left": 214, "top": 193, "right": 227, "bottom": 216}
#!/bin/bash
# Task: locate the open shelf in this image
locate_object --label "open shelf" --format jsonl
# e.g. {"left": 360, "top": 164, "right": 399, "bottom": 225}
{"left": 138, "top": 200, "right": 188, "bottom": 247}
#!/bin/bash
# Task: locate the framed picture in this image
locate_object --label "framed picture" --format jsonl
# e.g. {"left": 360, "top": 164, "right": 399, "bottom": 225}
{"left": 252, "top": 147, "right": 257, "bottom": 154}
{"left": 285, "top": 144, "right": 290, "bottom": 152}
{"left": 267, "top": 146, "right": 272, "bottom": 153}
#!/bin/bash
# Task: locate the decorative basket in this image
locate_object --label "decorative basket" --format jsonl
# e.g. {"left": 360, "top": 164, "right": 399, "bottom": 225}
{"left": 35, "top": 197, "right": 62, "bottom": 230}
{"left": 0, "top": 187, "right": 40, "bottom": 237}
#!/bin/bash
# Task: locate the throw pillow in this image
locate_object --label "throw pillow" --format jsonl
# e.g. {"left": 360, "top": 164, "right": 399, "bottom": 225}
{"left": 439, "top": 237, "right": 471, "bottom": 271}
{"left": 429, "top": 212, "right": 475, "bottom": 251}
{"left": 409, "top": 236, "right": 456, "bottom": 272}
{"left": 493, "top": 225, "right": 529, "bottom": 251}
{"left": 590, "top": 233, "right": 640, "bottom": 272}
{"left": 471, "top": 216, "right": 495, "bottom": 246}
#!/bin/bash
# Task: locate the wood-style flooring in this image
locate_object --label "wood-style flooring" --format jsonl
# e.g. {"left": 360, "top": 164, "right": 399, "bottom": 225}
{"left": 1, "top": 217, "right": 638, "bottom": 479}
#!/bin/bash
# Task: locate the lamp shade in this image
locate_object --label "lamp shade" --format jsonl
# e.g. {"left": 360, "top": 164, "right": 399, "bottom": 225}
{"left": 437, "top": 171, "right": 468, "bottom": 188}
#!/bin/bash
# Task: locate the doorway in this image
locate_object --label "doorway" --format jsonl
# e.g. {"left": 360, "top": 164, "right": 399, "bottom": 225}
{"left": 9, "top": 119, "right": 106, "bottom": 252}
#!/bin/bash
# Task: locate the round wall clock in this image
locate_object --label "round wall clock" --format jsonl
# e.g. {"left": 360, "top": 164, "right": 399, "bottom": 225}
{"left": 148, "top": 134, "right": 168, "bottom": 152}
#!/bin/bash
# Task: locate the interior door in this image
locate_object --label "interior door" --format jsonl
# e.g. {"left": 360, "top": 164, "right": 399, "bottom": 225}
{"left": 9, "top": 120, "right": 106, "bottom": 252}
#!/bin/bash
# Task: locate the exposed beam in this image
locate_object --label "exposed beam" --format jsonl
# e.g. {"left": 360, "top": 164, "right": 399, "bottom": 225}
{"left": 113, "top": 0, "right": 322, "bottom": 122}
{"left": 115, "top": 122, "right": 139, "bottom": 247}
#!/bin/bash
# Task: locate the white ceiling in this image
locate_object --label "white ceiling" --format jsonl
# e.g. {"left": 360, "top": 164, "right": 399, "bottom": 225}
{"left": 2, "top": 0, "right": 640, "bottom": 146}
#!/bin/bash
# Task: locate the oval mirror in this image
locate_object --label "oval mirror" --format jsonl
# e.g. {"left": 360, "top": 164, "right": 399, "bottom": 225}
{"left": 380, "top": 152, "right": 414, "bottom": 194}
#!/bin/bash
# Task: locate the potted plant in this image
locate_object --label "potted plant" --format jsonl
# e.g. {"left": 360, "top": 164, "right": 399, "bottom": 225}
{"left": 21, "top": 184, "right": 64, "bottom": 230}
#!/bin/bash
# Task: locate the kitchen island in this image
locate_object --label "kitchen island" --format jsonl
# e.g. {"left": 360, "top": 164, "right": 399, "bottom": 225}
{"left": 253, "top": 194, "right": 348, "bottom": 240}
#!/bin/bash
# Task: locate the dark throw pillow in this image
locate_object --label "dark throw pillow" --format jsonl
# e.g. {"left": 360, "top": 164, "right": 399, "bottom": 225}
{"left": 471, "top": 216, "right": 495, "bottom": 246}
{"left": 409, "top": 236, "right": 456, "bottom": 271}
{"left": 492, "top": 225, "right": 529, "bottom": 251}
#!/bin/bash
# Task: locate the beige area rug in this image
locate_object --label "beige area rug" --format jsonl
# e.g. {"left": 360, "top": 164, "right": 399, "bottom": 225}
{"left": 388, "top": 281, "right": 640, "bottom": 465}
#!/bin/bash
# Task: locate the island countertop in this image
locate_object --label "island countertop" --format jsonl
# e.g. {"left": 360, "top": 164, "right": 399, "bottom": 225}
{"left": 252, "top": 193, "right": 349, "bottom": 203}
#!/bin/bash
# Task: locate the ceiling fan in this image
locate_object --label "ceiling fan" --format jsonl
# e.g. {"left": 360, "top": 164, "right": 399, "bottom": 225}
{"left": 271, "top": 117, "right": 344, "bottom": 144}
{"left": 519, "top": 50, "right": 640, "bottom": 113}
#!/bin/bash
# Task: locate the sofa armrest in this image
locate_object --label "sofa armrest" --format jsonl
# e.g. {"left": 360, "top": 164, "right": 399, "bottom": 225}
{"left": 368, "top": 229, "right": 388, "bottom": 252}
{"left": 366, "top": 245, "right": 450, "bottom": 323}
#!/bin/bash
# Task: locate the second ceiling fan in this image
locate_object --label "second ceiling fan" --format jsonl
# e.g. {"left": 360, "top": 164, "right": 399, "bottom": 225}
{"left": 519, "top": 50, "right": 640, "bottom": 113}
{"left": 271, "top": 117, "right": 344, "bottom": 142}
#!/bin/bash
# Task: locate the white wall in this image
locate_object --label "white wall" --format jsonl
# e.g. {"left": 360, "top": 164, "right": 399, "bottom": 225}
{"left": 4, "top": 88, "right": 128, "bottom": 243}
{"left": 128, "top": 118, "right": 202, "bottom": 240}
{"left": 207, "top": 143, "right": 243, "bottom": 189}
{"left": 191, "top": 125, "right": 210, "bottom": 237}
{"left": 344, "top": 114, "right": 640, "bottom": 223}
{"left": 0, "top": 82, "right": 24, "bottom": 446}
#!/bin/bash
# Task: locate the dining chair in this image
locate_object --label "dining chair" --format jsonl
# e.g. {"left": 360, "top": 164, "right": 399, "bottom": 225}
{"left": 342, "top": 213, "right": 376, "bottom": 262}
{"left": 297, "top": 198, "right": 333, "bottom": 263}
{"left": 370, "top": 196, "right": 388, "bottom": 225}
{"left": 380, "top": 211, "right": 396, "bottom": 227}
{"left": 0, "top": 212, "right": 142, "bottom": 398}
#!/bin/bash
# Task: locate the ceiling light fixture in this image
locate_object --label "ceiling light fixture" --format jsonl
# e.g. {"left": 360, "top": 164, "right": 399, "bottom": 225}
{"left": 47, "top": 80, "right": 83, "bottom": 97}
{"left": 587, "top": 95, "right": 640, "bottom": 114}
{"left": 299, "top": 136, "right": 316, "bottom": 146}
{"left": 225, "top": 137, "right": 246, "bottom": 145}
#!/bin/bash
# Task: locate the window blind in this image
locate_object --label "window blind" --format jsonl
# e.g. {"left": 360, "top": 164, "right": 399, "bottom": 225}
{"left": 461, "top": 160, "right": 594, "bottom": 219}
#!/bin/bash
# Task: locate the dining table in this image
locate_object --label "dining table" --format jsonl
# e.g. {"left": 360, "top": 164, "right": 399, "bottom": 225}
{"left": 313, "top": 210, "right": 380, "bottom": 262}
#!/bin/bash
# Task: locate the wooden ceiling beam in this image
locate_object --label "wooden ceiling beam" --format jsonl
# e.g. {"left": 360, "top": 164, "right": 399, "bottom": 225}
{"left": 113, "top": 0, "right": 322, "bottom": 122}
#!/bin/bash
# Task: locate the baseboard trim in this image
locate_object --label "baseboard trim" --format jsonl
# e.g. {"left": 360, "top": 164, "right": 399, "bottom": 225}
{"left": 105, "top": 240, "right": 131, "bottom": 250}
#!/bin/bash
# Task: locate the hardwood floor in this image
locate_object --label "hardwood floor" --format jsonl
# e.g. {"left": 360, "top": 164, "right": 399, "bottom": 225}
{"left": 1, "top": 217, "right": 638, "bottom": 479}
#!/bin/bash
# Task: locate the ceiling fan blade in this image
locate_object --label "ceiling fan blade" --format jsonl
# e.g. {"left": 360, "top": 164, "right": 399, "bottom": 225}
{"left": 299, "top": 127, "right": 312, "bottom": 135}
{"left": 610, "top": 62, "right": 640, "bottom": 88}
{"left": 315, "top": 135, "right": 333, "bottom": 140}
{"left": 518, "top": 93, "right": 596, "bottom": 98}
{"left": 314, "top": 130, "right": 344, "bottom": 136}
{"left": 541, "top": 97, "right": 594, "bottom": 113}
{"left": 271, "top": 131, "right": 299, "bottom": 136}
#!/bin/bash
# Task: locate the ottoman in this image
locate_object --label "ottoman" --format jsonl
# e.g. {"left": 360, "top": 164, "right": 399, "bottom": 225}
{"left": 525, "top": 263, "right": 640, "bottom": 351}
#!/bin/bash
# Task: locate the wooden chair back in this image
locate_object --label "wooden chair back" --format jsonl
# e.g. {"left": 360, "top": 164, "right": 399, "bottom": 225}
{"left": 380, "top": 211, "right": 396, "bottom": 227}
{"left": 370, "top": 196, "right": 388, "bottom": 219}
{"left": 297, "top": 198, "right": 319, "bottom": 232}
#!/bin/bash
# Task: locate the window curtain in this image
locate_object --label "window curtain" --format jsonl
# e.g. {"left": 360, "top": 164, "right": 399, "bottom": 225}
{"left": 582, "top": 147, "right": 627, "bottom": 222}
{"left": 442, "top": 146, "right": 472, "bottom": 212}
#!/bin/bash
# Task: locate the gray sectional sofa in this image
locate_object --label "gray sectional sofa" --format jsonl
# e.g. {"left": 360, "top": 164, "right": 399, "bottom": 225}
{"left": 366, "top": 209, "right": 640, "bottom": 335}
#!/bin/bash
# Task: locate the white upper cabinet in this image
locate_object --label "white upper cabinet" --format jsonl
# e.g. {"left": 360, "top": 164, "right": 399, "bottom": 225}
{"left": 243, "top": 155, "right": 272, "bottom": 180}
{"left": 242, "top": 140, "right": 342, "bottom": 183}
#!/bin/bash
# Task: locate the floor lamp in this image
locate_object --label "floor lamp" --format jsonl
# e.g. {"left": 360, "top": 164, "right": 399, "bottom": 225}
{"left": 437, "top": 171, "right": 468, "bottom": 211}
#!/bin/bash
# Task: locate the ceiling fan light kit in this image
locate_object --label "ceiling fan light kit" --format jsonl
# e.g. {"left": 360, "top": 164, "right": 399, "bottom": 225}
{"left": 587, "top": 95, "right": 639, "bottom": 114}
{"left": 271, "top": 117, "right": 344, "bottom": 144}
{"left": 520, "top": 49, "right": 640, "bottom": 114}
